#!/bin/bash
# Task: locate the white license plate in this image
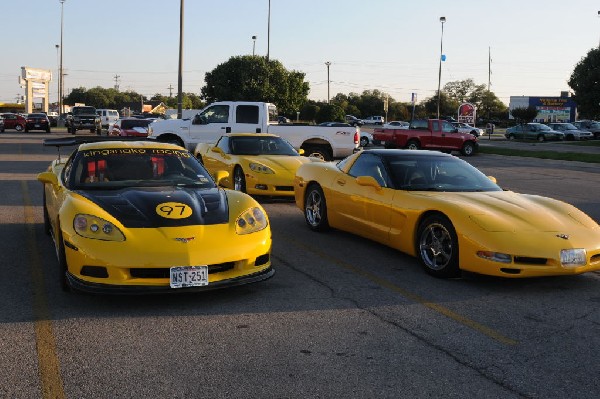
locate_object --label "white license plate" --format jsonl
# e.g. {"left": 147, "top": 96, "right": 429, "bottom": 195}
{"left": 380, "top": 141, "right": 385, "bottom": 145}
{"left": 170, "top": 266, "right": 208, "bottom": 288}
{"left": 35, "top": 124, "right": 40, "bottom": 127}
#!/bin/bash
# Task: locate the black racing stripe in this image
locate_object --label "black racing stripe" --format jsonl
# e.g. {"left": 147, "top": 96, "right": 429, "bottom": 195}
{"left": 77, "top": 187, "right": 229, "bottom": 228}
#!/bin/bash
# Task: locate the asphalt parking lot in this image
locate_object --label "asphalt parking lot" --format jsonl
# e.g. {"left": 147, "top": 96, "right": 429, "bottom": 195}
{"left": 1, "top": 131, "right": 600, "bottom": 398}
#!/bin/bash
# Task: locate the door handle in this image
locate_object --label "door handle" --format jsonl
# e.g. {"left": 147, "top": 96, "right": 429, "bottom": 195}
{"left": 221, "top": 127, "right": 231, "bottom": 133}
{"left": 336, "top": 178, "right": 346, "bottom": 186}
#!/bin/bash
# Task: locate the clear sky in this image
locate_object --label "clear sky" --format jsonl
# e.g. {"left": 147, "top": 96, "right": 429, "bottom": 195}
{"left": 1, "top": 0, "right": 599, "bottom": 106}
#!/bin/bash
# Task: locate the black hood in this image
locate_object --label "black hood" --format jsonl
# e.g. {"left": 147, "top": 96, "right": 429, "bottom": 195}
{"left": 77, "top": 187, "right": 229, "bottom": 228}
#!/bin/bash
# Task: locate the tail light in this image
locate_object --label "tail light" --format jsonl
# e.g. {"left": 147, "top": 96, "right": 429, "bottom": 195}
{"left": 354, "top": 130, "right": 359, "bottom": 145}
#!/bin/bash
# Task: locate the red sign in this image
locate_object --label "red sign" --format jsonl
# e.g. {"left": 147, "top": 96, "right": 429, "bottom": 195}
{"left": 457, "top": 103, "right": 476, "bottom": 124}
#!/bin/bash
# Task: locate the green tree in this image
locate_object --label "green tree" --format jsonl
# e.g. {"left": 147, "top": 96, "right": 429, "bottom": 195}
{"left": 315, "top": 104, "right": 345, "bottom": 123}
{"left": 422, "top": 92, "right": 459, "bottom": 118}
{"left": 568, "top": 48, "right": 600, "bottom": 119}
{"left": 510, "top": 106, "right": 538, "bottom": 124}
{"left": 201, "top": 55, "right": 310, "bottom": 115}
{"left": 300, "top": 102, "right": 320, "bottom": 122}
{"left": 444, "top": 79, "right": 477, "bottom": 103}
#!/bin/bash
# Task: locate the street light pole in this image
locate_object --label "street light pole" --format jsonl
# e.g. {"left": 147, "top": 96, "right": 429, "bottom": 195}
{"left": 252, "top": 35, "right": 257, "bottom": 56}
{"left": 55, "top": 44, "right": 59, "bottom": 109}
{"left": 598, "top": 11, "right": 600, "bottom": 48}
{"left": 267, "top": 0, "right": 271, "bottom": 61}
{"left": 325, "top": 62, "right": 331, "bottom": 104}
{"left": 437, "top": 16, "right": 446, "bottom": 120}
{"left": 59, "top": 0, "right": 65, "bottom": 115}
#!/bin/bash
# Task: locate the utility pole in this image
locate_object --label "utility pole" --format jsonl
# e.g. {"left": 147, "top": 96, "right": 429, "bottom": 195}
{"left": 113, "top": 74, "right": 120, "bottom": 91}
{"left": 267, "top": 0, "right": 271, "bottom": 61}
{"left": 167, "top": 84, "right": 174, "bottom": 97}
{"left": 177, "top": 0, "right": 184, "bottom": 119}
{"left": 325, "top": 61, "right": 331, "bottom": 104}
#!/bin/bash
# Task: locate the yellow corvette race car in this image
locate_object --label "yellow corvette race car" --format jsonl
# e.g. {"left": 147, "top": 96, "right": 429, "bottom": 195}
{"left": 38, "top": 137, "right": 273, "bottom": 293}
{"left": 195, "top": 133, "right": 318, "bottom": 197}
{"left": 294, "top": 149, "right": 600, "bottom": 278}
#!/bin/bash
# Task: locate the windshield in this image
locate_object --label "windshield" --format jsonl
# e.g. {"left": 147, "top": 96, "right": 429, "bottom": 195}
{"left": 69, "top": 147, "right": 216, "bottom": 189}
{"left": 562, "top": 123, "right": 577, "bottom": 130}
{"left": 73, "top": 107, "right": 96, "bottom": 115}
{"left": 121, "top": 119, "right": 151, "bottom": 129}
{"left": 230, "top": 136, "right": 298, "bottom": 156}
{"left": 536, "top": 124, "right": 552, "bottom": 131}
{"left": 382, "top": 153, "right": 502, "bottom": 192}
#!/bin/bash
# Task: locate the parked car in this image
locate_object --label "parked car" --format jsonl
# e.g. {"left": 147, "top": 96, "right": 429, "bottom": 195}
{"left": 345, "top": 115, "right": 363, "bottom": 127}
{"left": 505, "top": 123, "right": 564, "bottom": 141}
{"left": 546, "top": 123, "right": 593, "bottom": 141}
{"left": 361, "top": 116, "right": 385, "bottom": 125}
{"left": 383, "top": 121, "right": 410, "bottom": 129}
{"left": 107, "top": 118, "right": 153, "bottom": 137}
{"left": 25, "top": 113, "right": 51, "bottom": 133}
{"left": 1, "top": 113, "right": 26, "bottom": 131}
{"left": 360, "top": 131, "right": 373, "bottom": 147}
{"left": 38, "top": 136, "right": 274, "bottom": 293}
{"left": 0, "top": 115, "right": 4, "bottom": 132}
{"left": 47, "top": 112, "right": 59, "bottom": 127}
{"left": 294, "top": 149, "right": 600, "bottom": 278}
{"left": 96, "top": 109, "right": 120, "bottom": 129}
{"left": 65, "top": 106, "right": 102, "bottom": 135}
{"left": 195, "top": 133, "right": 316, "bottom": 197}
{"left": 572, "top": 120, "right": 600, "bottom": 139}
{"left": 451, "top": 122, "right": 484, "bottom": 137}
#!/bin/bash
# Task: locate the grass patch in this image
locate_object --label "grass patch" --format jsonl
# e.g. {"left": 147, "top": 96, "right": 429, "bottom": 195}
{"left": 478, "top": 146, "right": 600, "bottom": 163}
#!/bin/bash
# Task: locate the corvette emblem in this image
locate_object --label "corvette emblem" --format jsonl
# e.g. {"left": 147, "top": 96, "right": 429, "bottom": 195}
{"left": 556, "top": 234, "right": 569, "bottom": 240}
{"left": 174, "top": 237, "right": 195, "bottom": 243}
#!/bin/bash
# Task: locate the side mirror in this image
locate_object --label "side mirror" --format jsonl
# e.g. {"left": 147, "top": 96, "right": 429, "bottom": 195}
{"left": 213, "top": 170, "right": 229, "bottom": 186}
{"left": 37, "top": 171, "right": 58, "bottom": 186}
{"left": 192, "top": 115, "right": 205, "bottom": 125}
{"left": 487, "top": 176, "right": 497, "bottom": 184}
{"left": 211, "top": 147, "right": 224, "bottom": 155}
{"left": 356, "top": 175, "right": 382, "bottom": 191}
{"left": 298, "top": 148, "right": 305, "bottom": 155}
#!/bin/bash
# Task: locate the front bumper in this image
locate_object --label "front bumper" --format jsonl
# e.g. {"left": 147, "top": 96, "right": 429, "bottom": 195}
{"left": 67, "top": 267, "right": 274, "bottom": 294}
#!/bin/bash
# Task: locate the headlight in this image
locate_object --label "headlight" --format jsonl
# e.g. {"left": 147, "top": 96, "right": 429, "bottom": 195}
{"left": 147, "top": 126, "right": 154, "bottom": 136}
{"left": 560, "top": 249, "right": 586, "bottom": 267}
{"left": 235, "top": 207, "right": 268, "bottom": 235}
{"left": 73, "top": 214, "right": 125, "bottom": 241}
{"left": 249, "top": 163, "right": 274, "bottom": 174}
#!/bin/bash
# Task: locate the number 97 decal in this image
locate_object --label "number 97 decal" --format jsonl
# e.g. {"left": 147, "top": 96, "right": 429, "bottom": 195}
{"left": 156, "top": 202, "right": 193, "bottom": 219}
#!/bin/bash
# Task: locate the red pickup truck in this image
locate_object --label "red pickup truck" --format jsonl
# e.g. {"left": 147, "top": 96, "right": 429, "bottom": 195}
{"left": 372, "top": 119, "right": 478, "bottom": 156}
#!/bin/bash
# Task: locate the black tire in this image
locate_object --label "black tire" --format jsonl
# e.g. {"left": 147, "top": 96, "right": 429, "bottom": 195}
{"left": 416, "top": 214, "right": 460, "bottom": 278}
{"left": 233, "top": 166, "right": 246, "bottom": 193}
{"left": 461, "top": 141, "right": 476, "bottom": 156}
{"left": 70, "top": 127, "right": 76, "bottom": 135}
{"left": 55, "top": 227, "right": 71, "bottom": 292}
{"left": 15, "top": 124, "right": 23, "bottom": 132}
{"left": 537, "top": 135, "right": 545, "bottom": 142}
{"left": 304, "top": 146, "right": 332, "bottom": 161}
{"left": 566, "top": 134, "right": 574, "bottom": 141}
{"left": 96, "top": 127, "right": 102, "bottom": 135}
{"left": 507, "top": 134, "right": 515, "bottom": 140}
{"left": 406, "top": 139, "right": 420, "bottom": 150}
{"left": 24, "top": 127, "right": 29, "bottom": 133}
{"left": 360, "top": 136, "right": 369, "bottom": 147}
{"left": 46, "top": 127, "right": 51, "bottom": 133}
{"left": 90, "top": 129, "right": 95, "bottom": 133}
{"left": 304, "top": 184, "right": 329, "bottom": 232}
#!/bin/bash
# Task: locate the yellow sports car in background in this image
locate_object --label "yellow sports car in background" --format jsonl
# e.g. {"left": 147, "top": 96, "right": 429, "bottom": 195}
{"left": 38, "top": 137, "right": 273, "bottom": 293}
{"left": 195, "top": 133, "right": 318, "bottom": 197}
{"left": 294, "top": 149, "right": 600, "bottom": 278}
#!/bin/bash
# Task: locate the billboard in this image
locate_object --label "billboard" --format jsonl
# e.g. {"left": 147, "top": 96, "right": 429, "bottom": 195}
{"left": 457, "top": 103, "right": 476, "bottom": 125}
{"left": 509, "top": 96, "right": 577, "bottom": 122}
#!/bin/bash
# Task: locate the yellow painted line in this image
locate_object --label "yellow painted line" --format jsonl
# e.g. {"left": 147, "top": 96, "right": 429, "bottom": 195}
{"left": 286, "top": 237, "right": 518, "bottom": 346}
{"left": 21, "top": 180, "right": 66, "bottom": 399}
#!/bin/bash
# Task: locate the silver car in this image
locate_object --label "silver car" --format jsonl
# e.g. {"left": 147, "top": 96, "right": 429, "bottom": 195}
{"left": 547, "top": 123, "right": 593, "bottom": 141}
{"left": 451, "top": 122, "right": 484, "bottom": 137}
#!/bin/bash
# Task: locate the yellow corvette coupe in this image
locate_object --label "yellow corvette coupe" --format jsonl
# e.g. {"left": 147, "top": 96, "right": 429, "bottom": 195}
{"left": 195, "top": 133, "right": 316, "bottom": 197}
{"left": 294, "top": 149, "right": 600, "bottom": 278}
{"left": 38, "top": 137, "right": 273, "bottom": 293}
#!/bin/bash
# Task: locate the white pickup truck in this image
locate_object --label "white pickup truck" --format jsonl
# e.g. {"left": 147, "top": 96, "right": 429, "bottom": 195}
{"left": 147, "top": 101, "right": 360, "bottom": 161}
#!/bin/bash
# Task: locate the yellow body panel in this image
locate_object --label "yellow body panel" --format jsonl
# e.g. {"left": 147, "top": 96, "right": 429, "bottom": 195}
{"left": 294, "top": 159, "right": 600, "bottom": 278}
{"left": 40, "top": 140, "right": 273, "bottom": 292}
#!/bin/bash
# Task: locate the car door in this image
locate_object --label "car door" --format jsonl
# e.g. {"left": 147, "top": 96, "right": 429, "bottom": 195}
{"left": 189, "top": 104, "right": 232, "bottom": 144}
{"left": 327, "top": 153, "right": 395, "bottom": 243}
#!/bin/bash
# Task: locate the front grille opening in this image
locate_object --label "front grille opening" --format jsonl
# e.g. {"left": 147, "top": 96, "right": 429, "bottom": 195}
{"left": 590, "top": 254, "right": 600, "bottom": 264}
{"left": 514, "top": 256, "right": 547, "bottom": 265}
{"left": 81, "top": 266, "right": 109, "bottom": 278}
{"left": 130, "top": 262, "right": 235, "bottom": 278}
{"left": 500, "top": 268, "right": 521, "bottom": 275}
{"left": 255, "top": 253, "right": 270, "bottom": 266}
